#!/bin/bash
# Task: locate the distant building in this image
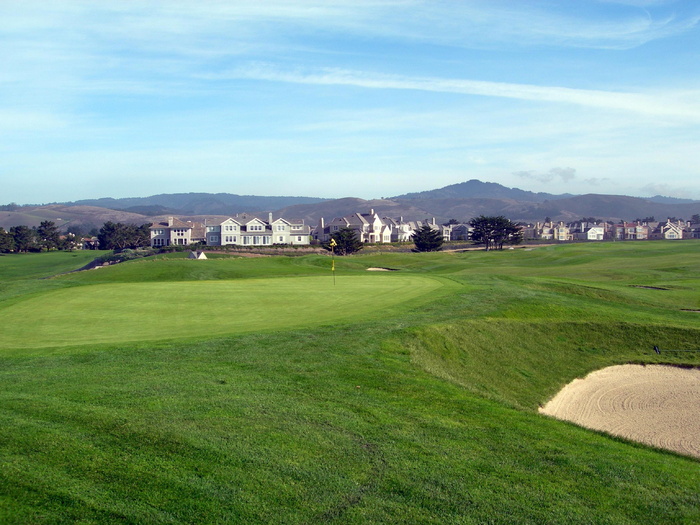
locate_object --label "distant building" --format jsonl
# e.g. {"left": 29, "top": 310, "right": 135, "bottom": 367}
{"left": 151, "top": 214, "right": 311, "bottom": 248}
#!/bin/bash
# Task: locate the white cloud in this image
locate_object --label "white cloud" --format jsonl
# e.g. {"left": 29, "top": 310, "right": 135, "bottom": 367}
{"left": 514, "top": 168, "right": 578, "bottom": 184}
{"left": 224, "top": 64, "right": 700, "bottom": 122}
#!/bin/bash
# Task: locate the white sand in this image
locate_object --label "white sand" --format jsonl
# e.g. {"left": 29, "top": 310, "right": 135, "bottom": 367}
{"left": 540, "top": 364, "right": 700, "bottom": 459}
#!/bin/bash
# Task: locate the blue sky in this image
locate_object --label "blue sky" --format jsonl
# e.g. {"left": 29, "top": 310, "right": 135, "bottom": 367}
{"left": 2, "top": 0, "right": 699, "bottom": 204}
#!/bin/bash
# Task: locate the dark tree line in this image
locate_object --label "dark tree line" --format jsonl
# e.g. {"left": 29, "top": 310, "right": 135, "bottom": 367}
{"left": 0, "top": 220, "right": 152, "bottom": 253}
{"left": 0, "top": 221, "right": 65, "bottom": 253}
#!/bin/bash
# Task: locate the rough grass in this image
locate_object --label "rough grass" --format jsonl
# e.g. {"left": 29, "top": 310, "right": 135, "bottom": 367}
{"left": 1, "top": 241, "right": 699, "bottom": 524}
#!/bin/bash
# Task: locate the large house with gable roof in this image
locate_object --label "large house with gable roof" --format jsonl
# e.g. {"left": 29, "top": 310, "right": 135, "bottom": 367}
{"left": 151, "top": 214, "right": 311, "bottom": 248}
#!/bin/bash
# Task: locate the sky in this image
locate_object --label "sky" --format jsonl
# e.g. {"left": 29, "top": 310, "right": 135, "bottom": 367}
{"left": 2, "top": 0, "right": 699, "bottom": 204}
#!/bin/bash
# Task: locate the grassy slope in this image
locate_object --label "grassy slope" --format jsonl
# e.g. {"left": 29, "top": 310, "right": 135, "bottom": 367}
{"left": 1, "top": 242, "right": 699, "bottom": 524}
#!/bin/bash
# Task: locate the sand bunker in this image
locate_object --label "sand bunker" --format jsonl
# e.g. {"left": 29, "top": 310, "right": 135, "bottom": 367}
{"left": 540, "top": 365, "right": 700, "bottom": 459}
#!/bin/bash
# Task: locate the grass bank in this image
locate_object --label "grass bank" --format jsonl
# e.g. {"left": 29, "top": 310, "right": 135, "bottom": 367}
{"left": 0, "top": 241, "right": 699, "bottom": 523}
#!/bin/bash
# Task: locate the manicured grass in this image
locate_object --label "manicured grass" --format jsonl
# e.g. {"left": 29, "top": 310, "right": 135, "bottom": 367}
{"left": 0, "top": 251, "right": 105, "bottom": 281}
{"left": 1, "top": 242, "right": 699, "bottom": 524}
{"left": 0, "top": 274, "right": 446, "bottom": 349}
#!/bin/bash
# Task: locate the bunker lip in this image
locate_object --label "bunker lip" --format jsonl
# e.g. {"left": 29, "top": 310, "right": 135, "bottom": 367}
{"left": 540, "top": 364, "right": 700, "bottom": 459}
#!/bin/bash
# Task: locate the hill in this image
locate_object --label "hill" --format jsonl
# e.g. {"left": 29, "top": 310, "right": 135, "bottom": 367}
{"left": 0, "top": 204, "right": 151, "bottom": 232}
{"left": 392, "top": 178, "right": 572, "bottom": 202}
{"left": 71, "top": 192, "right": 328, "bottom": 216}
{"left": 4, "top": 181, "right": 699, "bottom": 231}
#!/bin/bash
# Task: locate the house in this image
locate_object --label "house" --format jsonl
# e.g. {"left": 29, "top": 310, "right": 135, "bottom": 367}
{"left": 538, "top": 222, "right": 555, "bottom": 240}
{"left": 314, "top": 210, "right": 393, "bottom": 244}
{"left": 687, "top": 222, "right": 700, "bottom": 239}
{"left": 450, "top": 224, "right": 472, "bottom": 241}
{"left": 553, "top": 222, "right": 573, "bottom": 241}
{"left": 150, "top": 217, "right": 205, "bottom": 247}
{"left": 416, "top": 218, "right": 452, "bottom": 242}
{"left": 649, "top": 219, "right": 685, "bottom": 240}
{"left": 151, "top": 214, "right": 311, "bottom": 248}
{"left": 660, "top": 220, "right": 685, "bottom": 240}
{"left": 383, "top": 217, "right": 415, "bottom": 242}
{"left": 568, "top": 221, "right": 606, "bottom": 241}
{"left": 82, "top": 237, "right": 99, "bottom": 250}
{"left": 633, "top": 223, "right": 650, "bottom": 240}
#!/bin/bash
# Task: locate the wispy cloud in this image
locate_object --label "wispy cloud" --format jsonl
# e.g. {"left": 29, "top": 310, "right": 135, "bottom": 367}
{"left": 221, "top": 64, "right": 700, "bottom": 122}
{"left": 514, "top": 168, "right": 578, "bottom": 185}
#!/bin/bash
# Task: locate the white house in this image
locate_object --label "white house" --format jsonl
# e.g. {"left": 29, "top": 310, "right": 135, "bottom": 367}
{"left": 151, "top": 214, "right": 310, "bottom": 248}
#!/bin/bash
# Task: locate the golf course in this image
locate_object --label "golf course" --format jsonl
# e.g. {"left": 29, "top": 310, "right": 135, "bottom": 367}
{"left": 1, "top": 242, "right": 699, "bottom": 523}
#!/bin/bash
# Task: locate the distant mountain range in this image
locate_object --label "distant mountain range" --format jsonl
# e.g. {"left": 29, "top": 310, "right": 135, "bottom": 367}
{"left": 2, "top": 180, "right": 698, "bottom": 232}
{"left": 71, "top": 193, "right": 327, "bottom": 216}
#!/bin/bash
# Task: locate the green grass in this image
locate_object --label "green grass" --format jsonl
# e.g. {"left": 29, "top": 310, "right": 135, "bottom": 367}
{"left": 1, "top": 242, "right": 699, "bottom": 524}
{"left": 0, "top": 274, "right": 447, "bottom": 349}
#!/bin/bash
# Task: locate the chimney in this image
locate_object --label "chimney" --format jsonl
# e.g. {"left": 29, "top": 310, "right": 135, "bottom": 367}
{"left": 269, "top": 212, "right": 273, "bottom": 223}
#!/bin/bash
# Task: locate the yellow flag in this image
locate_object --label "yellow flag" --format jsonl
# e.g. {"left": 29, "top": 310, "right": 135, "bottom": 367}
{"left": 329, "top": 238, "right": 337, "bottom": 248}
{"left": 331, "top": 260, "right": 335, "bottom": 271}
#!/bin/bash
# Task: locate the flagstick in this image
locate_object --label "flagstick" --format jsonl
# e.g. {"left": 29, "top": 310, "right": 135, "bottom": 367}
{"left": 332, "top": 245, "right": 336, "bottom": 286}
{"left": 329, "top": 238, "right": 337, "bottom": 286}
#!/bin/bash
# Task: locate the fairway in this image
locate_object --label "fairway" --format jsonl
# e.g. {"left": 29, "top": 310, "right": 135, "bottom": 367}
{"left": 0, "top": 274, "right": 444, "bottom": 349}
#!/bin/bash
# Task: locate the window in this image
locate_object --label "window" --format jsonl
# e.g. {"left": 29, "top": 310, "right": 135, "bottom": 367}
{"left": 276, "top": 225, "right": 285, "bottom": 231}
{"left": 209, "top": 235, "right": 219, "bottom": 243}
{"left": 297, "top": 236, "right": 302, "bottom": 242}
{"left": 278, "top": 236, "right": 284, "bottom": 242}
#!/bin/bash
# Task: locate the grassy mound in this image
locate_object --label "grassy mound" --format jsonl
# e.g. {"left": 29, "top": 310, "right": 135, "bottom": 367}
{"left": 1, "top": 242, "right": 699, "bottom": 523}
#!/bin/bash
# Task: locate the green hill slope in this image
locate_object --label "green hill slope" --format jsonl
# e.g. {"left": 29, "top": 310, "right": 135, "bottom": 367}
{"left": 0, "top": 242, "right": 698, "bottom": 524}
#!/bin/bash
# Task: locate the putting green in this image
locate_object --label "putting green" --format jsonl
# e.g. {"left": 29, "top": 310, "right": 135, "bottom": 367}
{"left": 0, "top": 274, "right": 445, "bottom": 349}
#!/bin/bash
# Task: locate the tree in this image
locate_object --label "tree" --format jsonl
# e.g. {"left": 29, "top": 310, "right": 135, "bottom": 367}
{"left": 691, "top": 214, "right": 700, "bottom": 224}
{"left": 60, "top": 232, "right": 80, "bottom": 251}
{"left": 443, "top": 218, "right": 460, "bottom": 226}
{"left": 10, "top": 225, "right": 36, "bottom": 252}
{"left": 36, "top": 220, "right": 61, "bottom": 251}
{"left": 0, "top": 227, "right": 15, "bottom": 253}
{"left": 323, "top": 227, "right": 363, "bottom": 255}
{"left": 412, "top": 224, "right": 444, "bottom": 252}
{"left": 469, "top": 215, "right": 523, "bottom": 251}
{"left": 98, "top": 222, "right": 152, "bottom": 251}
